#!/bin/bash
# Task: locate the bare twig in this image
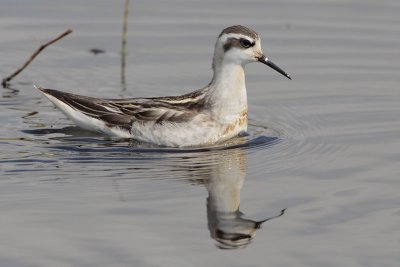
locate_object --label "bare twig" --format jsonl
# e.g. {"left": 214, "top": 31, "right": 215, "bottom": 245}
{"left": 2, "top": 29, "right": 73, "bottom": 87}
{"left": 121, "top": 0, "right": 129, "bottom": 90}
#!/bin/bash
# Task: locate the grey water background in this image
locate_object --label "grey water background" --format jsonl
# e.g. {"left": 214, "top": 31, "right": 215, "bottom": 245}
{"left": 1, "top": 0, "right": 400, "bottom": 266}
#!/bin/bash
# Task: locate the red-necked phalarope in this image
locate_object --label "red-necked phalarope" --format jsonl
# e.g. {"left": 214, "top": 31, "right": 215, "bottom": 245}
{"left": 38, "top": 25, "right": 291, "bottom": 147}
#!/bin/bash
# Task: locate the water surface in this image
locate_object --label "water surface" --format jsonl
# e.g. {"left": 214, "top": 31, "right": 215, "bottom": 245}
{"left": 1, "top": 0, "right": 400, "bottom": 266}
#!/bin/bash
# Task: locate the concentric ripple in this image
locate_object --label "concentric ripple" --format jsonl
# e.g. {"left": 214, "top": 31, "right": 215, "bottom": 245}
{"left": 22, "top": 122, "right": 279, "bottom": 154}
{"left": 17, "top": 107, "right": 345, "bottom": 180}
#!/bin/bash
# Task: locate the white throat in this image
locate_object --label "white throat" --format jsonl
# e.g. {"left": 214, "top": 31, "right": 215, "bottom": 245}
{"left": 207, "top": 54, "right": 248, "bottom": 120}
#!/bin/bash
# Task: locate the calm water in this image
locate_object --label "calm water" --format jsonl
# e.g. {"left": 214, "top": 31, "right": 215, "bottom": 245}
{"left": 1, "top": 0, "right": 400, "bottom": 266}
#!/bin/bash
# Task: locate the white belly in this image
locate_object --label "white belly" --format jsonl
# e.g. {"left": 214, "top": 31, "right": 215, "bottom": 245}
{"left": 130, "top": 115, "right": 247, "bottom": 147}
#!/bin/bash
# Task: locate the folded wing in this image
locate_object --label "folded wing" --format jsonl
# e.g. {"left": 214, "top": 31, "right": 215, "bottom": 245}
{"left": 38, "top": 88, "right": 199, "bottom": 133}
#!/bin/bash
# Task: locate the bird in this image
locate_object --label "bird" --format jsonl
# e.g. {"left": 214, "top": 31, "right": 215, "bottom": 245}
{"left": 37, "top": 25, "right": 291, "bottom": 147}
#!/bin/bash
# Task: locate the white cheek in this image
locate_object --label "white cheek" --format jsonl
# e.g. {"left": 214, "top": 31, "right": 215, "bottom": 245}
{"left": 225, "top": 48, "right": 253, "bottom": 64}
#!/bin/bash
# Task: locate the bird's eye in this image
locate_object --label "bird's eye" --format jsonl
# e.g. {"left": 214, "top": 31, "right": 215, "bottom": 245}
{"left": 240, "top": 38, "right": 253, "bottom": 48}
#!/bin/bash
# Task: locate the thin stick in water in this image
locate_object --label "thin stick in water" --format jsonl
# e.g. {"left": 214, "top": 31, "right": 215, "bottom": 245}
{"left": 2, "top": 29, "right": 73, "bottom": 87}
{"left": 121, "top": 0, "right": 130, "bottom": 89}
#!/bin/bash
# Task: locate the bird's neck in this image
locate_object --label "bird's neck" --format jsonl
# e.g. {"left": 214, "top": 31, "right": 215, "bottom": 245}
{"left": 207, "top": 56, "right": 248, "bottom": 119}
{"left": 205, "top": 150, "right": 246, "bottom": 214}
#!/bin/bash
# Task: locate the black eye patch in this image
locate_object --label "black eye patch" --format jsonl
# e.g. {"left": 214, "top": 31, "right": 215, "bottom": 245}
{"left": 239, "top": 38, "right": 255, "bottom": 48}
{"left": 223, "top": 37, "right": 255, "bottom": 52}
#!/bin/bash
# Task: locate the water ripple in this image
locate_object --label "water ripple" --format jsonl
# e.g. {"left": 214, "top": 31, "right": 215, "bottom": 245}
{"left": 15, "top": 107, "right": 346, "bottom": 180}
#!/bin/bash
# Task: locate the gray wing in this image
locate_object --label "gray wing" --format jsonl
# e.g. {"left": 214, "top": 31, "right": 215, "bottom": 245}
{"left": 39, "top": 88, "right": 201, "bottom": 131}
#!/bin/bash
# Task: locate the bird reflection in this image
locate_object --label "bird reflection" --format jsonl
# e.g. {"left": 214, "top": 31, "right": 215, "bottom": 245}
{"left": 23, "top": 123, "right": 285, "bottom": 249}
{"left": 196, "top": 148, "right": 285, "bottom": 249}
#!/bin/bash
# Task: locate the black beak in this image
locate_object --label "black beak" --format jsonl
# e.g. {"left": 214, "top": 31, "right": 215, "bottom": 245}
{"left": 258, "top": 56, "right": 291, "bottom": 80}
